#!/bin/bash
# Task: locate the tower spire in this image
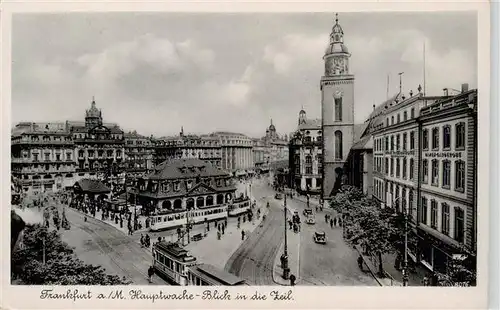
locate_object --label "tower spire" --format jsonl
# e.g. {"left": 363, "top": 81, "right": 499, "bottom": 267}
{"left": 335, "top": 13, "right": 339, "bottom": 24}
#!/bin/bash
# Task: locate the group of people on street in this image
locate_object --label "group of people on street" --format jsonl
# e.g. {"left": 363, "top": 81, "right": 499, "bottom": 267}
{"left": 325, "top": 213, "right": 342, "bottom": 229}
{"left": 140, "top": 233, "right": 152, "bottom": 248}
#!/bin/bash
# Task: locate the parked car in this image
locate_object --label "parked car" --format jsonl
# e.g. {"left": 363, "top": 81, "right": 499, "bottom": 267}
{"left": 275, "top": 193, "right": 283, "bottom": 200}
{"left": 314, "top": 231, "right": 327, "bottom": 244}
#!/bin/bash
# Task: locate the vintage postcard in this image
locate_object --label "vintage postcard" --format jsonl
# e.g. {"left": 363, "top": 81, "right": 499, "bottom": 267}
{"left": 1, "top": 1, "right": 491, "bottom": 309}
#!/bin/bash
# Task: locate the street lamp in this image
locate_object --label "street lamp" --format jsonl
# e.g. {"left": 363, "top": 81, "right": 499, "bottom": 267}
{"left": 281, "top": 195, "right": 290, "bottom": 280}
{"left": 391, "top": 195, "right": 410, "bottom": 287}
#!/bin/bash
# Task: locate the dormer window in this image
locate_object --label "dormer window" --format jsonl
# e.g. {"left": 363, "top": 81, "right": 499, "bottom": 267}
{"left": 186, "top": 180, "right": 193, "bottom": 190}
{"left": 174, "top": 182, "right": 180, "bottom": 191}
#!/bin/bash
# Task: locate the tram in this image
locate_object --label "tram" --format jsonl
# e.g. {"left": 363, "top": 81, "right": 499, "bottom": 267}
{"left": 152, "top": 241, "right": 198, "bottom": 285}
{"left": 227, "top": 196, "right": 251, "bottom": 217}
{"left": 149, "top": 205, "right": 228, "bottom": 231}
{"left": 187, "top": 263, "right": 247, "bottom": 286}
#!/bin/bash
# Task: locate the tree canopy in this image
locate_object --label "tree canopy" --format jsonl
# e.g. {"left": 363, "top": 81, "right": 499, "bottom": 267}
{"left": 11, "top": 224, "right": 131, "bottom": 285}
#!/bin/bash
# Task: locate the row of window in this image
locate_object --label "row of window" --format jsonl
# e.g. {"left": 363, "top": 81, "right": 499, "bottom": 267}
{"left": 140, "top": 178, "right": 233, "bottom": 193}
{"left": 376, "top": 157, "right": 415, "bottom": 180}
{"left": 420, "top": 197, "right": 465, "bottom": 243}
{"left": 422, "top": 159, "right": 465, "bottom": 192}
{"left": 375, "top": 157, "right": 466, "bottom": 194}
{"left": 422, "top": 122, "right": 466, "bottom": 150}
{"left": 386, "top": 107, "right": 416, "bottom": 127}
{"left": 374, "top": 122, "right": 466, "bottom": 153}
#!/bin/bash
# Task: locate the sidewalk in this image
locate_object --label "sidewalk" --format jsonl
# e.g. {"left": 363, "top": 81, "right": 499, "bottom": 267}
{"left": 272, "top": 205, "right": 300, "bottom": 286}
{"left": 354, "top": 245, "right": 427, "bottom": 286}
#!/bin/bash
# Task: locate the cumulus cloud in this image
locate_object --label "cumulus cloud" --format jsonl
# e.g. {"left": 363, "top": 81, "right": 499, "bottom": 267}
{"left": 11, "top": 13, "right": 477, "bottom": 138}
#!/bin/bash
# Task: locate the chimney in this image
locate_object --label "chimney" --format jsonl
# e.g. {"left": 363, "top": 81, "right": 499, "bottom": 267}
{"left": 401, "top": 95, "right": 406, "bottom": 100}
{"left": 461, "top": 83, "right": 469, "bottom": 93}
{"left": 372, "top": 104, "right": 376, "bottom": 111}
{"left": 443, "top": 88, "right": 449, "bottom": 96}
{"left": 409, "top": 90, "right": 413, "bottom": 97}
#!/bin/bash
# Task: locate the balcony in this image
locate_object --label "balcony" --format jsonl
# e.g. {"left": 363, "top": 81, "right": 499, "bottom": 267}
{"left": 11, "top": 139, "right": 74, "bottom": 146}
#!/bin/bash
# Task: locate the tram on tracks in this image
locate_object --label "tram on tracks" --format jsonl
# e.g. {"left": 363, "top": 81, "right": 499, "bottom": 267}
{"left": 153, "top": 241, "right": 247, "bottom": 286}
{"left": 227, "top": 196, "right": 251, "bottom": 217}
{"left": 152, "top": 241, "right": 198, "bottom": 285}
{"left": 149, "top": 205, "right": 228, "bottom": 231}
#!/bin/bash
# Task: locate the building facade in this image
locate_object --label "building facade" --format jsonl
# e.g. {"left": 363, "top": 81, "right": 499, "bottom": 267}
{"left": 370, "top": 85, "right": 477, "bottom": 276}
{"left": 135, "top": 158, "right": 236, "bottom": 230}
{"left": 11, "top": 122, "right": 76, "bottom": 193}
{"left": 289, "top": 108, "right": 323, "bottom": 193}
{"left": 124, "top": 131, "right": 154, "bottom": 178}
{"left": 212, "top": 132, "right": 254, "bottom": 172}
{"left": 252, "top": 139, "right": 266, "bottom": 168}
{"left": 153, "top": 128, "right": 222, "bottom": 169}
{"left": 260, "top": 120, "right": 289, "bottom": 164}
{"left": 68, "top": 99, "right": 126, "bottom": 184}
{"left": 321, "top": 14, "right": 355, "bottom": 199}
{"left": 11, "top": 99, "right": 127, "bottom": 193}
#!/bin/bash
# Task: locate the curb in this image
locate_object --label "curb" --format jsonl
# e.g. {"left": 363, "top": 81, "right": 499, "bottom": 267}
{"left": 272, "top": 206, "right": 300, "bottom": 286}
{"left": 353, "top": 245, "right": 384, "bottom": 287}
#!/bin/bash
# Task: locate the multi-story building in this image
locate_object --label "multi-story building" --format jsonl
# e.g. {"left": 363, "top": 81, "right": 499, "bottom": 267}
{"left": 258, "top": 120, "right": 289, "bottom": 164}
{"left": 369, "top": 85, "right": 477, "bottom": 277}
{"left": 416, "top": 87, "right": 477, "bottom": 275}
{"left": 124, "top": 130, "right": 154, "bottom": 178}
{"left": 11, "top": 99, "right": 127, "bottom": 193}
{"left": 321, "top": 14, "right": 356, "bottom": 200}
{"left": 252, "top": 139, "right": 266, "bottom": 168}
{"left": 289, "top": 108, "right": 323, "bottom": 193}
{"left": 68, "top": 99, "right": 125, "bottom": 182}
{"left": 212, "top": 132, "right": 253, "bottom": 172}
{"left": 11, "top": 122, "right": 76, "bottom": 193}
{"left": 152, "top": 128, "right": 222, "bottom": 169}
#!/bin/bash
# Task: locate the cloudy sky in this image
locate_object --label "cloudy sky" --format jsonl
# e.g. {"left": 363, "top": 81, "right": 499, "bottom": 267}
{"left": 12, "top": 12, "right": 477, "bottom": 138}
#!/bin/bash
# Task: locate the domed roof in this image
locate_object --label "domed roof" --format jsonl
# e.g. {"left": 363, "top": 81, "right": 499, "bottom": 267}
{"left": 268, "top": 119, "right": 276, "bottom": 131}
{"left": 325, "top": 13, "right": 349, "bottom": 56}
{"left": 86, "top": 99, "right": 101, "bottom": 118}
{"left": 325, "top": 43, "right": 349, "bottom": 55}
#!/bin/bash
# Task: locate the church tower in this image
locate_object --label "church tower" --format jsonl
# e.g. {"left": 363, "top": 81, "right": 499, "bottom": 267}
{"left": 321, "top": 14, "right": 355, "bottom": 199}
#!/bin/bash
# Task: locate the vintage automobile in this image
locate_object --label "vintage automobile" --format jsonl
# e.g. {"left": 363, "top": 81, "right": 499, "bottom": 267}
{"left": 314, "top": 231, "right": 327, "bottom": 244}
{"left": 306, "top": 214, "right": 316, "bottom": 225}
{"left": 303, "top": 208, "right": 313, "bottom": 216}
{"left": 274, "top": 193, "right": 283, "bottom": 200}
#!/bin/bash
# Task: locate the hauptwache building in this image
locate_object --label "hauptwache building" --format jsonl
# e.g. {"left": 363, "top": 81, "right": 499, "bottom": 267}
{"left": 370, "top": 85, "right": 477, "bottom": 277}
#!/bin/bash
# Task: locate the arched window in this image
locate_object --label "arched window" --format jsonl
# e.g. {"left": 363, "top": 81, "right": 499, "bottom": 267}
{"left": 226, "top": 193, "right": 232, "bottom": 203}
{"left": 196, "top": 197, "right": 205, "bottom": 208}
{"left": 186, "top": 198, "right": 195, "bottom": 209}
{"left": 334, "top": 97, "right": 343, "bottom": 121}
{"left": 334, "top": 131, "right": 343, "bottom": 160}
{"left": 206, "top": 195, "right": 214, "bottom": 206}
{"left": 216, "top": 194, "right": 224, "bottom": 205}
{"left": 174, "top": 199, "right": 182, "bottom": 209}
{"left": 162, "top": 200, "right": 172, "bottom": 210}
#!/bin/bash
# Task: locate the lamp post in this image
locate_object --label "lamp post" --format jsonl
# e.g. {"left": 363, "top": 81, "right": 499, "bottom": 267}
{"left": 391, "top": 195, "right": 409, "bottom": 287}
{"left": 282, "top": 195, "right": 290, "bottom": 279}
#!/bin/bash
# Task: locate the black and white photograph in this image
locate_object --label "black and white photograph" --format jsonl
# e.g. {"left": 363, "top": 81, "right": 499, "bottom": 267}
{"left": 5, "top": 5, "right": 490, "bottom": 303}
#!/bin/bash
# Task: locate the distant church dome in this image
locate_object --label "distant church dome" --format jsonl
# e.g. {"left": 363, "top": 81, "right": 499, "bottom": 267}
{"left": 268, "top": 119, "right": 276, "bottom": 132}
{"left": 86, "top": 98, "right": 101, "bottom": 118}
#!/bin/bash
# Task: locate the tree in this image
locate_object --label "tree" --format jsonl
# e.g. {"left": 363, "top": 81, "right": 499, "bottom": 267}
{"left": 330, "top": 185, "right": 399, "bottom": 275}
{"left": 11, "top": 224, "right": 131, "bottom": 285}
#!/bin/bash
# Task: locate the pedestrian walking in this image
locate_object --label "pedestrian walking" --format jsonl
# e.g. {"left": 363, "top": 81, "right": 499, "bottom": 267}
{"left": 222, "top": 223, "right": 225, "bottom": 235}
{"left": 330, "top": 218, "right": 333, "bottom": 229}
{"left": 148, "top": 266, "right": 155, "bottom": 283}
{"left": 145, "top": 234, "right": 151, "bottom": 248}
{"left": 325, "top": 214, "right": 328, "bottom": 223}
{"left": 333, "top": 217, "right": 337, "bottom": 227}
{"left": 140, "top": 234, "right": 145, "bottom": 248}
{"left": 241, "top": 230, "right": 245, "bottom": 240}
{"left": 289, "top": 274, "right": 296, "bottom": 286}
